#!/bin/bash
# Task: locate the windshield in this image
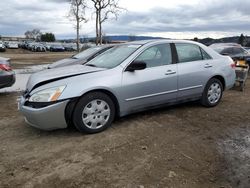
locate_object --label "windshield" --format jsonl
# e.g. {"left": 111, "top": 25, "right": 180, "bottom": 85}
{"left": 85, "top": 44, "right": 141, "bottom": 69}
{"left": 212, "top": 46, "right": 249, "bottom": 55}
{"left": 73, "top": 47, "right": 102, "bottom": 59}
{"left": 213, "top": 47, "right": 224, "bottom": 53}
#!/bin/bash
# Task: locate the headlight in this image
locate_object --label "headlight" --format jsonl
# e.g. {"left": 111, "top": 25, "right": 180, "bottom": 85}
{"left": 29, "top": 86, "right": 66, "bottom": 102}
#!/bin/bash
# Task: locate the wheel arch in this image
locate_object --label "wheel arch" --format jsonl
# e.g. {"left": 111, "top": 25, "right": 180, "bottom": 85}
{"left": 64, "top": 89, "right": 121, "bottom": 127}
{"left": 210, "top": 75, "right": 226, "bottom": 90}
{"left": 82, "top": 89, "right": 121, "bottom": 118}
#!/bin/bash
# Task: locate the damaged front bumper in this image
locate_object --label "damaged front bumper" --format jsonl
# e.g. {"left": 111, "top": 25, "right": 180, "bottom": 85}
{"left": 18, "top": 96, "right": 69, "bottom": 130}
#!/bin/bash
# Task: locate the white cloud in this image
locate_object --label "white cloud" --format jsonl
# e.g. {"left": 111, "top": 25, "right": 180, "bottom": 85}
{"left": 0, "top": 0, "right": 249, "bottom": 39}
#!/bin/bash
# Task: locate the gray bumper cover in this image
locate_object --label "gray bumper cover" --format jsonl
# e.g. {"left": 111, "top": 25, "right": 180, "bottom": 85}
{"left": 18, "top": 97, "right": 69, "bottom": 130}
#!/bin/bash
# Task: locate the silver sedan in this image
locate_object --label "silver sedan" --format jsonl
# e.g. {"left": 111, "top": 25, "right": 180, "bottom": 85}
{"left": 19, "top": 40, "right": 236, "bottom": 133}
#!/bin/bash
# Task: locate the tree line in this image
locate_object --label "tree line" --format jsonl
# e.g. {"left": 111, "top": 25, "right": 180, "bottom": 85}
{"left": 24, "top": 29, "right": 55, "bottom": 42}
{"left": 193, "top": 34, "right": 250, "bottom": 47}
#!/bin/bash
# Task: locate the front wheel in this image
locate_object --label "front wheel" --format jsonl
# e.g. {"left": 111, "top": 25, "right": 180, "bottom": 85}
{"left": 201, "top": 78, "right": 223, "bottom": 107}
{"left": 72, "top": 92, "right": 115, "bottom": 134}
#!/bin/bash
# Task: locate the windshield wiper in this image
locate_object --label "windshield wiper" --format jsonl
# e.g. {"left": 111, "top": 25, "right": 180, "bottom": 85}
{"left": 85, "top": 64, "right": 97, "bottom": 67}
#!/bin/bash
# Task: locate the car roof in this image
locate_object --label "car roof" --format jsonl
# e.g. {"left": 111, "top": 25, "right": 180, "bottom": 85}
{"left": 123, "top": 39, "right": 202, "bottom": 46}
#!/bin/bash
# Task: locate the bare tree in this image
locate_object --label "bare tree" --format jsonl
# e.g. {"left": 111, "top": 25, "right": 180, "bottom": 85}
{"left": 68, "top": 0, "right": 88, "bottom": 52}
{"left": 91, "top": 0, "right": 123, "bottom": 45}
{"left": 24, "top": 29, "right": 42, "bottom": 41}
{"left": 24, "top": 31, "right": 32, "bottom": 39}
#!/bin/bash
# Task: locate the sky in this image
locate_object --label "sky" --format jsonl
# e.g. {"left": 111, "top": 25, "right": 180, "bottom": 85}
{"left": 0, "top": 0, "right": 250, "bottom": 39}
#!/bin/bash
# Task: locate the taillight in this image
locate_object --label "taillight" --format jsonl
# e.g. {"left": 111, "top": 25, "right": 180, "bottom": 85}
{"left": 230, "top": 63, "right": 236, "bottom": 69}
{"left": 0, "top": 64, "right": 12, "bottom": 71}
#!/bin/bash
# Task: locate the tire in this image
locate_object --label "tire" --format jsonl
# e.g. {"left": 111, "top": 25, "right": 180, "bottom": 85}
{"left": 72, "top": 92, "right": 115, "bottom": 134}
{"left": 201, "top": 78, "right": 223, "bottom": 107}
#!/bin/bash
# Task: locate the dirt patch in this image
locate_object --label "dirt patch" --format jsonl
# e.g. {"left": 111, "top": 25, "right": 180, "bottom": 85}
{"left": 218, "top": 126, "right": 250, "bottom": 188}
{"left": 0, "top": 81, "right": 250, "bottom": 187}
{"left": 0, "top": 48, "right": 74, "bottom": 68}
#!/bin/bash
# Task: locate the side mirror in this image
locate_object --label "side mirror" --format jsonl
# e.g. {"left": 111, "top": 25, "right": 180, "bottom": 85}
{"left": 126, "top": 61, "right": 146, "bottom": 72}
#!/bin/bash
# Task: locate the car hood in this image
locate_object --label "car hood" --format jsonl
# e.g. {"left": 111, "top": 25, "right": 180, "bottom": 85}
{"left": 27, "top": 65, "right": 106, "bottom": 91}
{"left": 48, "top": 58, "right": 74, "bottom": 68}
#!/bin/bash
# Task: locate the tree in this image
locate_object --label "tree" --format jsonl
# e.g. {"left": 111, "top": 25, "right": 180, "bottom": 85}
{"left": 91, "top": 0, "right": 123, "bottom": 45}
{"left": 24, "top": 29, "right": 42, "bottom": 41}
{"left": 68, "top": 0, "right": 88, "bottom": 52}
{"left": 238, "top": 34, "right": 245, "bottom": 46}
{"left": 193, "top": 37, "right": 198, "bottom": 42}
{"left": 40, "top": 33, "right": 56, "bottom": 42}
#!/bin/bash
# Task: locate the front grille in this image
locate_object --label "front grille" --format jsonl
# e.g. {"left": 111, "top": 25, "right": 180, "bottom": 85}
{"left": 24, "top": 101, "right": 56, "bottom": 108}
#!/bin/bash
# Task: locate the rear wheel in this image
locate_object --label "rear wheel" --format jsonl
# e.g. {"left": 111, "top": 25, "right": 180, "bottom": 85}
{"left": 73, "top": 92, "right": 115, "bottom": 133}
{"left": 201, "top": 78, "right": 223, "bottom": 107}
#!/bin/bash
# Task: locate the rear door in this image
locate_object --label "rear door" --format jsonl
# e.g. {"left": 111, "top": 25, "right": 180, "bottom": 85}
{"left": 175, "top": 43, "right": 214, "bottom": 100}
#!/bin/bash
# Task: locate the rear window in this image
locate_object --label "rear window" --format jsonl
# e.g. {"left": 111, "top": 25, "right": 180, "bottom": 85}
{"left": 200, "top": 48, "right": 212, "bottom": 60}
{"left": 175, "top": 43, "right": 203, "bottom": 63}
{"left": 220, "top": 48, "right": 233, "bottom": 55}
{"left": 232, "top": 47, "right": 245, "bottom": 55}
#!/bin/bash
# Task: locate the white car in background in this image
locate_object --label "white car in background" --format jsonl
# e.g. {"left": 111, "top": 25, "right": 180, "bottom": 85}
{"left": 7, "top": 41, "right": 19, "bottom": 49}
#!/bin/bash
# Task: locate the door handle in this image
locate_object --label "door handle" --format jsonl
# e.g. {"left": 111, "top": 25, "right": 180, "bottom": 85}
{"left": 165, "top": 70, "right": 176, "bottom": 75}
{"left": 204, "top": 64, "right": 213, "bottom": 68}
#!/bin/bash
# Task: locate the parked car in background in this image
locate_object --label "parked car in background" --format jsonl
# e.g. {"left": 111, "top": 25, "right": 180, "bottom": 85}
{"left": 24, "top": 41, "right": 35, "bottom": 50}
{"left": 210, "top": 43, "right": 240, "bottom": 48}
{"left": 0, "top": 41, "right": 6, "bottom": 52}
{"left": 210, "top": 44, "right": 250, "bottom": 66}
{"left": 0, "top": 57, "right": 15, "bottom": 89}
{"left": 50, "top": 44, "right": 65, "bottom": 52}
{"left": 7, "top": 41, "right": 19, "bottom": 49}
{"left": 44, "top": 43, "right": 52, "bottom": 51}
{"left": 19, "top": 40, "right": 235, "bottom": 133}
{"left": 26, "top": 43, "right": 33, "bottom": 51}
{"left": 244, "top": 47, "right": 250, "bottom": 53}
{"left": 48, "top": 45, "right": 115, "bottom": 69}
{"left": 32, "top": 44, "right": 46, "bottom": 52}
{"left": 63, "top": 43, "right": 77, "bottom": 52}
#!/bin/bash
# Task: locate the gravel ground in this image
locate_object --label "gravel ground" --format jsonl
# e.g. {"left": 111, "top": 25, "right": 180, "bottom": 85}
{"left": 0, "top": 50, "right": 250, "bottom": 188}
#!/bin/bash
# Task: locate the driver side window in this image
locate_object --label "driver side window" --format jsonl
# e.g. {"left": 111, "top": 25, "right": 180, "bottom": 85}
{"left": 135, "top": 43, "right": 172, "bottom": 68}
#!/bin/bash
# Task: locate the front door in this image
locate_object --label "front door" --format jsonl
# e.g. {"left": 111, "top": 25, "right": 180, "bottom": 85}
{"left": 121, "top": 43, "right": 178, "bottom": 112}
